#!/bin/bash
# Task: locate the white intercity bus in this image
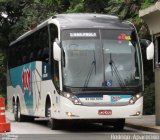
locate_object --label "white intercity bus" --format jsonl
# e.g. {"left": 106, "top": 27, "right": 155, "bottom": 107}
{"left": 7, "top": 14, "right": 149, "bottom": 130}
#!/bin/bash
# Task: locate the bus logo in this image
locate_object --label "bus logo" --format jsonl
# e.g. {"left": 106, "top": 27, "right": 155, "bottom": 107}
{"left": 106, "top": 80, "right": 112, "bottom": 87}
{"left": 112, "top": 96, "right": 121, "bottom": 101}
{"left": 22, "top": 66, "right": 31, "bottom": 93}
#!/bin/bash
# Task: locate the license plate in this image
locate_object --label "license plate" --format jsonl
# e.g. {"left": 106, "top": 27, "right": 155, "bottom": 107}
{"left": 98, "top": 110, "right": 112, "bottom": 115}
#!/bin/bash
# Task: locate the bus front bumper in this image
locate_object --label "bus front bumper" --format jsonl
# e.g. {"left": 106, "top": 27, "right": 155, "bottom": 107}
{"left": 52, "top": 97, "right": 143, "bottom": 120}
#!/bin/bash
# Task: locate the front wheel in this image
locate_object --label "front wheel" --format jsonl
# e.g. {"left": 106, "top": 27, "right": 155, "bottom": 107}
{"left": 46, "top": 99, "right": 60, "bottom": 130}
{"left": 114, "top": 119, "right": 125, "bottom": 131}
{"left": 48, "top": 118, "right": 60, "bottom": 130}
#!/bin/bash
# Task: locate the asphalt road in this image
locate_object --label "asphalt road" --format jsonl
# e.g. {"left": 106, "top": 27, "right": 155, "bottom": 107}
{"left": 0, "top": 112, "right": 159, "bottom": 140}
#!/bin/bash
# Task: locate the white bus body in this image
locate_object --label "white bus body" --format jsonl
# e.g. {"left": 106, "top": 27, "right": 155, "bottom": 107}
{"left": 7, "top": 14, "right": 144, "bottom": 130}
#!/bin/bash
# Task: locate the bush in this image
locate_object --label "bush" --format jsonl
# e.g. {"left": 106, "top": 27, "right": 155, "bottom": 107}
{"left": 143, "top": 83, "right": 155, "bottom": 115}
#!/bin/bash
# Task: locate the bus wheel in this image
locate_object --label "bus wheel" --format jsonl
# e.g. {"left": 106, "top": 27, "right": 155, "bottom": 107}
{"left": 113, "top": 119, "right": 125, "bottom": 131}
{"left": 14, "top": 100, "right": 25, "bottom": 122}
{"left": 48, "top": 118, "right": 60, "bottom": 130}
{"left": 46, "top": 99, "right": 60, "bottom": 130}
{"left": 12, "top": 98, "right": 15, "bottom": 113}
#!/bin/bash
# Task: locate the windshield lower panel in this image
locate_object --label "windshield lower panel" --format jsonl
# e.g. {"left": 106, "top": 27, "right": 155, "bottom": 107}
{"left": 62, "top": 29, "right": 142, "bottom": 88}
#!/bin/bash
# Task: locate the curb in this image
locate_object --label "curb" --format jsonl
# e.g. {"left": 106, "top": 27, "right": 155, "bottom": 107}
{"left": 126, "top": 123, "right": 160, "bottom": 133}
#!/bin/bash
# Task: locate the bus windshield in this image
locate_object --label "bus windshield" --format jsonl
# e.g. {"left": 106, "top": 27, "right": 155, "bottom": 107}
{"left": 62, "top": 29, "right": 141, "bottom": 88}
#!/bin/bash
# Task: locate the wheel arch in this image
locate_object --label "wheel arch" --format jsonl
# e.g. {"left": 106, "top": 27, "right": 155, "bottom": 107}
{"left": 12, "top": 96, "right": 16, "bottom": 105}
{"left": 16, "top": 96, "right": 20, "bottom": 104}
{"left": 45, "top": 92, "right": 52, "bottom": 117}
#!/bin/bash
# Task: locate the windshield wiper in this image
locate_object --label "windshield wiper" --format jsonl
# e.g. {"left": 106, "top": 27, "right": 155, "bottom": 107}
{"left": 83, "top": 51, "right": 96, "bottom": 88}
{"left": 109, "top": 53, "right": 126, "bottom": 88}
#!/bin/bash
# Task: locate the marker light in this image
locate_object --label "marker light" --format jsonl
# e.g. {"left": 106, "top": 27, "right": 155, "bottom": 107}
{"left": 136, "top": 111, "right": 140, "bottom": 116}
{"left": 66, "top": 112, "right": 72, "bottom": 117}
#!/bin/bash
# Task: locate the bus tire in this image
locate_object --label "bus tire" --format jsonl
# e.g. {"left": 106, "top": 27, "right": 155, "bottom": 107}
{"left": 48, "top": 118, "right": 60, "bottom": 130}
{"left": 45, "top": 97, "right": 60, "bottom": 130}
{"left": 113, "top": 119, "right": 125, "bottom": 131}
{"left": 14, "top": 100, "right": 26, "bottom": 122}
{"left": 12, "top": 97, "right": 15, "bottom": 113}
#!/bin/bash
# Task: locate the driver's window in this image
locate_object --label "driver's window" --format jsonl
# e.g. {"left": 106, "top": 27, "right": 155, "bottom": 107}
{"left": 49, "top": 24, "right": 59, "bottom": 90}
{"left": 53, "top": 60, "right": 59, "bottom": 90}
{"left": 49, "top": 24, "right": 58, "bottom": 46}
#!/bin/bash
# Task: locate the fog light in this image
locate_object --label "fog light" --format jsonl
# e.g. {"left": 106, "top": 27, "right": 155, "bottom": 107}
{"left": 130, "top": 111, "right": 141, "bottom": 116}
{"left": 66, "top": 112, "right": 72, "bottom": 117}
{"left": 136, "top": 111, "right": 140, "bottom": 116}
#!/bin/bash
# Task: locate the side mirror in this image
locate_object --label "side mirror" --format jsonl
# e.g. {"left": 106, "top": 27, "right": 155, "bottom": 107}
{"left": 140, "top": 39, "right": 154, "bottom": 60}
{"left": 146, "top": 42, "right": 154, "bottom": 60}
{"left": 140, "top": 39, "right": 151, "bottom": 48}
{"left": 53, "top": 42, "right": 61, "bottom": 61}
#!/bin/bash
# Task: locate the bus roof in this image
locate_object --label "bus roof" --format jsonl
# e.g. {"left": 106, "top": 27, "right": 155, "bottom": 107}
{"left": 55, "top": 13, "right": 133, "bottom": 29}
{"left": 10, "top": 13, "right": 134, "bottom": 46}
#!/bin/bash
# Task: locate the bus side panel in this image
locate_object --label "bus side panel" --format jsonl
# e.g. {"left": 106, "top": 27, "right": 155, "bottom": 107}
{"left": 34, "top": 61, "right": 60, "bottom": 117}
{"left": 7, "top": 61, "right": 59, "bottom": 118}
{"left": 31, "top": 61, "right": 42, "bottom": 116}
{"left": 36, "top": 80, "right": 59, "bottom": 117}
{"left": 7, "top": 62, "right": 42, "bottom": 116}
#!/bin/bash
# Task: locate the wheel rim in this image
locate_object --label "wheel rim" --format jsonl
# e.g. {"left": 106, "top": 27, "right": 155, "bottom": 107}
{"left": 47, "top": 107, "right": 51, "bottom": 117}
{"left": 12, "top": 102, "right": 15, "bottom": 113}
{"left": 17, "top": 102, "right": 21, "bottom": 120}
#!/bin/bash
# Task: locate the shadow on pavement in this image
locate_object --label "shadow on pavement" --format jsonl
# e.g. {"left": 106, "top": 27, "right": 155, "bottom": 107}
{"left": 33, "top": 119, "right": 136, "bottom": 133}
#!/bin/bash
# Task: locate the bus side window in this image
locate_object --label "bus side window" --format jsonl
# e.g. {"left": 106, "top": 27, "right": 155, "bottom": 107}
{"left": 29, "top": 52, "right": 35, "bottom": 62}
{"left": 42, "top": 47, "right": 49, "bottom": 63}
{"left": 49, "top": 24, "right": 59, "bottom": 88}
{"left": 22, "top": 56, "right": 27, "bottom": 64}
{"left": 50, "top": 24, "right": 58, "bottom": 44}
{"left": 37, "top": 49, "right": 43, "bottom": 61}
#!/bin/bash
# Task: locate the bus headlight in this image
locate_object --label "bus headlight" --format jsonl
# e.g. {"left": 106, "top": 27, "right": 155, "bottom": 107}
{"left": 61, "top": 92, "right": 82, "bottom": 105}
{"left": 129, "top": 93, "right": 142, "bottom": 104}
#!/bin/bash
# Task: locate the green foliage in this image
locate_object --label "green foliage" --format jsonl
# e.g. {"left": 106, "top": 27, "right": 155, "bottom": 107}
{"left": 84, "top": 0, "right": 109, "bottom": 13}
{"left": 67, "top": 0, "right": 84, "bottom": 13}
{"left": 141, "top": 0, "right": 155, "bottom": 9}
{"left": 0, "top": 52, "right": 6, "bottom": 98}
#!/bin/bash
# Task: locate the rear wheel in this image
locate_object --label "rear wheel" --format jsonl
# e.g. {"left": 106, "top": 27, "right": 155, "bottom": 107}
{"left": 12, "top": 98, "right": 15, "bottom": 113}
{"left": 14, "top": 100, "right": 23, "bottom": 122}
{"left": 14, "top": 100, "right": 34, "bottom": 122}
{"left": 113, "top": 119, "right": 125, "bottom": 131}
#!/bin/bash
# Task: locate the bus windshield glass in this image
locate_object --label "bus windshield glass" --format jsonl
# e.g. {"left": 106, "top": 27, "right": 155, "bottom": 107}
{"left": 62, "top": 29, "right": 141, "bottom": 88}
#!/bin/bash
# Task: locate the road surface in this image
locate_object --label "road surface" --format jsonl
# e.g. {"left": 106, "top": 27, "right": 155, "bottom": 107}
{"left": 0, "top": 112, "right": 159, "bottom": 140}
